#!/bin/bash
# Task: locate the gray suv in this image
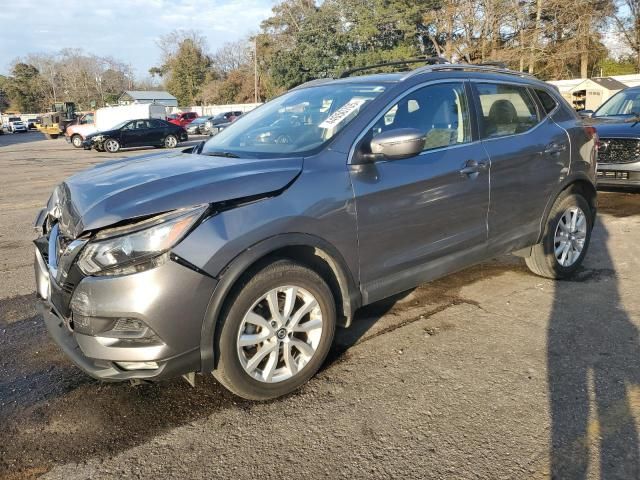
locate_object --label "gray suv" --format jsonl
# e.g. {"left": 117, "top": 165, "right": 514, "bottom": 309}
{"left": 34, "top": 62, "right": 597, "bottom": 400}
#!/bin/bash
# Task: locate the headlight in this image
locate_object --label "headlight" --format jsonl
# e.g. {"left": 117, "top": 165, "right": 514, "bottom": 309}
{"left": 91, "top": 135, "right": 104, "bottom": 142}
{"left": 77, "top": 205, "right": 207, "bottom": 275}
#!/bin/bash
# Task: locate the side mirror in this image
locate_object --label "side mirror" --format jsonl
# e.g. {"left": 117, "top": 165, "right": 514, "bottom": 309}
{"left": 355, "top": 128, "right": 425, "bottom": 164}
{"left": 185, "top": 140, "right": 205, "bottom": 154}
{"left": 579, "top": 110, "right": 594, "bottom": 118}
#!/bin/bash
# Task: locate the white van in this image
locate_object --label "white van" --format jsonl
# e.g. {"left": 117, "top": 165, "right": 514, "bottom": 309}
{"left": 66, "top": 104, "right": 167, "bottom": 148}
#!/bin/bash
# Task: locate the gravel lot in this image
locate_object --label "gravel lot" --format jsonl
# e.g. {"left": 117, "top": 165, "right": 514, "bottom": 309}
{"left": 1, "top": 132, "right": 639, "bottom": 479}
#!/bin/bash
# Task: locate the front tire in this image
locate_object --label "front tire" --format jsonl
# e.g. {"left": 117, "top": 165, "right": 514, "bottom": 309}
{"left": 525, "top": 192, "right": 593, "bottom": 279}
{"left": 214, "top": 260, "right": 336, "bottom": 400}
{"left": 103, "top": 138, "right": 120, "bottom": 153}
{"left": 71, "top": 134, "right": 83, "bottom": 148}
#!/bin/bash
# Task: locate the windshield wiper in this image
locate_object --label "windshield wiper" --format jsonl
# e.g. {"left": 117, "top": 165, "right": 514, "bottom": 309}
{"left": 202, "top": 151, "right": 240, "bottom": 158}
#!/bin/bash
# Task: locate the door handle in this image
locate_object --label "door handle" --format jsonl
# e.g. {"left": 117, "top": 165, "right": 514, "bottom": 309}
{"left": 459, "top": 160, "right": 488, "bottom": 176}
{"left": 543, "top": 143, "right": 567, "bottom": 155}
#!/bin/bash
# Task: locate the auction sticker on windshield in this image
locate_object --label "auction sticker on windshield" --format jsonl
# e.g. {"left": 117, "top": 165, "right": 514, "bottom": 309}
{"left": 319, "top": 98, "right": 366, "bottom": 129}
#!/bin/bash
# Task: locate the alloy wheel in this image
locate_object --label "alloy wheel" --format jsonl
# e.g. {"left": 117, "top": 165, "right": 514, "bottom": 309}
{"left": 165, "top": 135, "right": 177, "bottom": 148}
{"left": 104, "top": 139, "right": 119, "bottom": 152}
{"left": 553, "top": 206, "right": 587, "bottom": 267}
{"left": 236, "top": 286, "right": 323, "bottom": 383}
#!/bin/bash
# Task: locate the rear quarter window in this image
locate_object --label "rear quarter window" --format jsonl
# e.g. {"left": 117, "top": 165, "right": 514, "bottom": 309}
{"left": 535, "top": 89, "right": 558, "bottom": 115}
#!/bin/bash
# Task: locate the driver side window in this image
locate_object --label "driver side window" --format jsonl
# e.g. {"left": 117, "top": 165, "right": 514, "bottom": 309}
{"left": 370, "top": 82, "right": 472, "bottom": 152}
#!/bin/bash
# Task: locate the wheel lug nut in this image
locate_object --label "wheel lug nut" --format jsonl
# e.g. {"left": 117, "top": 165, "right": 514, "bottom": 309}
{"left": 270, "top": 320, "right": 277, "bottom": 327}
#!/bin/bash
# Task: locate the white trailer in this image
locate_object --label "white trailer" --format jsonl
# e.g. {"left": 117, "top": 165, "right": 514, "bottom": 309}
{"left": 66, "top": 103, "right": 168, "bottom": 148}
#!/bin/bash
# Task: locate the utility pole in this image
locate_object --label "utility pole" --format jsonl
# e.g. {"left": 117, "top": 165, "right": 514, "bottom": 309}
{"left": 254, "top": 38, "right": 259, "bottom": 103}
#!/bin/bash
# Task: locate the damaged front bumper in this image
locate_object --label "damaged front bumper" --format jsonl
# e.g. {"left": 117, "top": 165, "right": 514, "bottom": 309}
{"left": 34, "top": 228, "right": 217, "bottom": 381}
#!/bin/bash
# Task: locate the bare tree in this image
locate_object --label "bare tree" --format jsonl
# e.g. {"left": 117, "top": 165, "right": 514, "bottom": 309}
{"left": 613, "top": 0, "right": 640, "bottom": 70}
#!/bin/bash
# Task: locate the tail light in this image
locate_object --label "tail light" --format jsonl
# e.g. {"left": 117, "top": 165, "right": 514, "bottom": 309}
{"left": 584, "top": 125, "right": 598, "bottom": 141}
{"left": 584, "top": 125, "right": 599, "bottom": 152}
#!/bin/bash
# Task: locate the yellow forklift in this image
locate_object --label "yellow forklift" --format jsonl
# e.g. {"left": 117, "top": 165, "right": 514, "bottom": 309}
{"left": 36, "top": 102, "right": 76, "bottom": 139}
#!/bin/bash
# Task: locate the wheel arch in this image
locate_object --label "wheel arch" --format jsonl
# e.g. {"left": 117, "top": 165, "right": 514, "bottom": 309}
{"left": 537, "top": 174, "right": 597, "bottom": 244}
{"left": 199, "top": 233, "right": 361, "bottom": 373}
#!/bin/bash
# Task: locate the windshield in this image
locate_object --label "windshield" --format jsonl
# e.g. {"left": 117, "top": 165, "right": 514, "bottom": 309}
{"left": 594, "top": 89, "right": 640, "bottom": 117}
{"left": 201, "top": 83, "right": 386, "bottom": 158}
{"left": 190, "top": 117, "right": 207, "bottom": 124}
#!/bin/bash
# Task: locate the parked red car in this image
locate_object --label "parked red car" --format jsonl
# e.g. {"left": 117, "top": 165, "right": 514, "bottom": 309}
{"left": 167, "top": 111, "right": 198, "bottom": 127}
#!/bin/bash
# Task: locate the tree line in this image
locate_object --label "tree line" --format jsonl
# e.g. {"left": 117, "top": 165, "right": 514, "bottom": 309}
{"left": 2, "top": 0, "right": 640, "bottom": 112}
{"left": 0, "top": 49, "right": 142, "bottom": 113}
{"left": 146, "top": 0, "right": 640, "bottom": 104}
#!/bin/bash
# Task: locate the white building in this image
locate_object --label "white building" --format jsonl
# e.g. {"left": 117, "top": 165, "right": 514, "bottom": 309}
{"left": 117, "top": 91, "right": 178, "bottom": 108}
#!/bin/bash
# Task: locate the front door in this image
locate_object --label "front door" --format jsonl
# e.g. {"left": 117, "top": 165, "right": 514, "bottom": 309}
{"left": 121, "top": 119, "right": 151, "bottom": 147}
{"left": 350, "top": 82, "right": 490, "bottom": 304}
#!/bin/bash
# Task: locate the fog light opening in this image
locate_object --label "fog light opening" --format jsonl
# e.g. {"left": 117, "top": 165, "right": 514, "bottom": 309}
{"left": 115, "top": 361, "right": 159, "bottom": 371}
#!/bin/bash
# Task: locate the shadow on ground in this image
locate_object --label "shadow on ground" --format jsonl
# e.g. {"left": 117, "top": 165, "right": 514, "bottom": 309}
{"left": 547, "top": 223, "right": 640, "bottom": 479}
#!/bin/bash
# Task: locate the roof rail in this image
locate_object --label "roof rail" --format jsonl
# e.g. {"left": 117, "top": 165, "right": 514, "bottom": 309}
{"left": 339, "top": 57, "right": 449, "bottom": 79}
{"left": 477, "top": 61, "right": 508, "bottom": 68}
{"left": 406, "top": 63, "right": 537, "bottom": 80}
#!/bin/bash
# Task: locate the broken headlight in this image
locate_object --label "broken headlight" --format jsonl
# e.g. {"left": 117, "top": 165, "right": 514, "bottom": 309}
{"left": 77, "top": 205, "right": 207, "bottom": 275}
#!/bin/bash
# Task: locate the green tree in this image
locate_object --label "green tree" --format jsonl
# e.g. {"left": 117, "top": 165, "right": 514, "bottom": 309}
{"left": 5, "top": 63, "right": 45, "bottom": 112}
{"left": 0, "top": 75, "right": 10, "bottom": 111}
{"left": 151, "top": 31, "right": 212, "bottom": 105}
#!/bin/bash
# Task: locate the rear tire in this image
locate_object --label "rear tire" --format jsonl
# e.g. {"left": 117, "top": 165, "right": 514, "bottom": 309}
{"left": 525, "top": 192, "right": 593, "bottom": 279}
{"left": 214, "top": 260, "right": 336, "bottom": 400}
{"left": 71, "top": 134, "right": 83, "bottom": 148}
{"left": 164, "top": 134, "right": 178, "bottom": 148}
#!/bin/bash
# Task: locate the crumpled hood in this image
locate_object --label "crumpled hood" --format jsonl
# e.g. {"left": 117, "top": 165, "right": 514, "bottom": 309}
{"left": 587, "top": 116, "right": 640, "bottom": 138}
{"left": 53, "top": 150, "right": 302, "bottom": 238}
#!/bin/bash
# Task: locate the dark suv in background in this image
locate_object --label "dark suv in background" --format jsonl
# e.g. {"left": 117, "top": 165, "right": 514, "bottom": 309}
{"left": 34, "top": 61, "right": 597, "bottom": 400}
{"left": 582, "top": 86, "right": 640, "bottom": 188}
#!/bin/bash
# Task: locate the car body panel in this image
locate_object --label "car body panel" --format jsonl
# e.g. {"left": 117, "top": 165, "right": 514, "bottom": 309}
{"left": 58, "top": 152, "right": 303, "bottom": 237}
{"left": 349, "top": 142, "right": 490, "bottom": 304}
{"left": 480, "top": 116, "right": 570, "bottom": 252}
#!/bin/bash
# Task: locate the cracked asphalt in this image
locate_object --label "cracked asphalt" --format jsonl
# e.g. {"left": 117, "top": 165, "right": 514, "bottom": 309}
{"left": 1, "top": 132, "right": 639, "bottom": 479}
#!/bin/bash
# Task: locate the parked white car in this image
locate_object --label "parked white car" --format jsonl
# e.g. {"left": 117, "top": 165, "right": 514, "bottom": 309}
{"left": 6, "top": 117, "right": 28, "bottom": 133}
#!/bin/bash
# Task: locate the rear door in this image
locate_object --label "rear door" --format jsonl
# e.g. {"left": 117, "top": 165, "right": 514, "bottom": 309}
{"left": 472, "top": 82, "right": 570, "bottom": 252}
{"left": 350, "top": 81, "right": 491, "bottom": 303}
{"left": 148, "top": 119, "right": 167, "bottom": 144}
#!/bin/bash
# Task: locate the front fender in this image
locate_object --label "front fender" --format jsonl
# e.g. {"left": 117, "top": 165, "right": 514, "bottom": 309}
{"left": 193, "top": 232, "right": 360, "bottom": 373}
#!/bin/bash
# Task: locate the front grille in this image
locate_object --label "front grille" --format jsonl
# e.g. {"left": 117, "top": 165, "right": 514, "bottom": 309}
{"left": 599, "top": 138, "right": 640, "bottom": 164}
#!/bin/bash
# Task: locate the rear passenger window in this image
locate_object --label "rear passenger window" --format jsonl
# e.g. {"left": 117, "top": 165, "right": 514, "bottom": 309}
{"left": 534, "top": 89, "right": 558, "bottom": 115}
{"left": 370, "top": 82, "right": 472, "bottom": 152}
{"left": 476, "top": 83, "right": 540, "bottom": 138}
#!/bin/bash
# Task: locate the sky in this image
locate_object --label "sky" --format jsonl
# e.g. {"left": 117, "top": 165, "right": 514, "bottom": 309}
{"left": 0, "top": 0, "right": 275, "bottom": 77}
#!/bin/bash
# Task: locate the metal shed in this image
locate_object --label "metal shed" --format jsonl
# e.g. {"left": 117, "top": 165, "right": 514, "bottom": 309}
{"left": 118, "top": 91, "right": 178, "bottom": 108}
